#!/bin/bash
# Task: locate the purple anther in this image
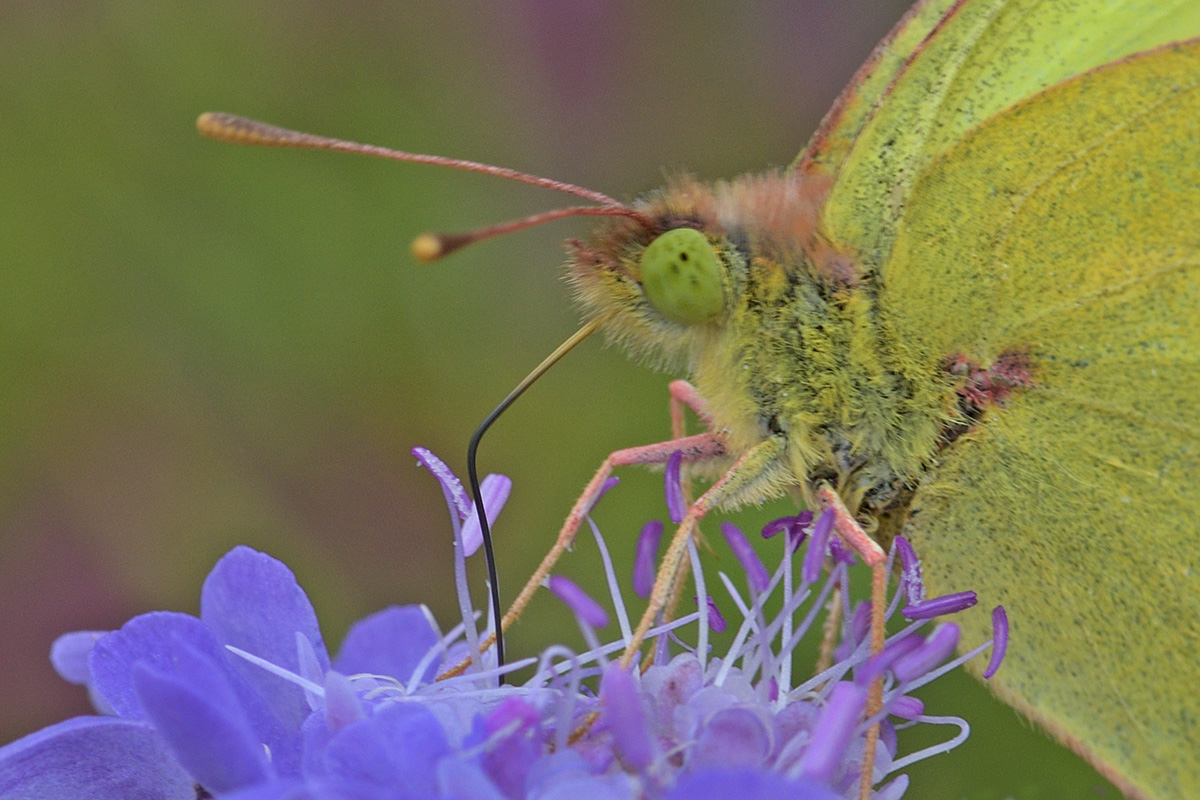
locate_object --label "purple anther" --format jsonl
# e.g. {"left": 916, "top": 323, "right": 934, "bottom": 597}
{"left": 762, "top": 511, "right": 814, "bottom": 553}
{"left": 828, "top": 535, "right": 856, "bottom": 565}
{"left": 902, "top": 591, "right": 977, "bottom": 621}
{"left": 721, "top": 522, "right": 769, "bottom": 593}
{"left": 983, "top": 606, "right": 1008, "bottom": 679}
{"left": 695, "top": 595, "right": 727, "bottom": 633}
{"left": 801, "top": 508, "right": 835, "bottom": 584}
{"left": 582, "top": 476, "right": 621, "bottom": 517}
{"left": 664, "top": 451, "right": 685, "bottom": 524}
{"left": 412, "top": 446, "right": 470, "bottom": 520}
{"left": 547, "top": 575, "right": 608, "bottom": 629}
{"left": 894, "top": 535, "right": 923, "bottom": 605}
{"left": 850, "top": 601, "right": 872, "bottom": 647}
{"left": 857, "top": 631, "right": 923, "bottom": 686}
{"left": 889, "top": 695, "right": 924, "bottom": 720}
{"left": 893, "top": 623, "right": 960, "bottom": 683}
{"left": 633, "top": 520, "right": 664, "bottom": 599}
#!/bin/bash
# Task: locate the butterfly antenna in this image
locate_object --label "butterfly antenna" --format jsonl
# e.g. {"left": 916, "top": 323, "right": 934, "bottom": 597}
{"left": 198, "top": 111, "right": 629, "bottom": 676}
{"left": 196, "top": 112, "right": 653, "bottom": 260}
{"left": 467, "top": 312, "right": 614, "bottom": 681}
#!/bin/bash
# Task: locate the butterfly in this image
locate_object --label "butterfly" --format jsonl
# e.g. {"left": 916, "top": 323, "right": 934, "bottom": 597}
{"left": 200, "top": 2, "right": 1200, "bottom": 797}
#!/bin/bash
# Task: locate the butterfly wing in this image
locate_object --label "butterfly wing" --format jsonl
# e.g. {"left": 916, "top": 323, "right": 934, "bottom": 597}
{"left": 797, "top": 0, "right": 956, "bottom": 178}
{"left": 806, "top": 0, "right": 1200, "bottom": 281}
{"left": 882, "top": 40, "right": 1200, "bottom": 800}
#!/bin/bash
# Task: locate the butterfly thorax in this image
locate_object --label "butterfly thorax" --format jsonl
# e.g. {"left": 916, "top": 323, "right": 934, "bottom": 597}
{"left": 569, "top": 172, "right": 963, "bottom": 520}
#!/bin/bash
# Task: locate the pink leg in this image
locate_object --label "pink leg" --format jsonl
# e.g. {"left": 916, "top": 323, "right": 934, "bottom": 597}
{"left": 815, "top": 486, "right": 886, "bottom": 800}
{"left": 619, "top": 435, "right": 788, "bottom": 669}
{"left": 439, "top": 430, "right": 727, "bottom": 679}
{"left": 669, "top": 379, "right": 713, "bottom": 435}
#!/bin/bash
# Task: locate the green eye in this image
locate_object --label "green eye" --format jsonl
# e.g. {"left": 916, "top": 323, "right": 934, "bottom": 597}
{"left": 639, "top": 228, "right": 725, "bottom": 325}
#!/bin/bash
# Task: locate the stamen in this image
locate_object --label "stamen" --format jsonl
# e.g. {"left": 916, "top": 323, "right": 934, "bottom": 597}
{"left": 892, "top": 623, "right": 960, "bottom": 683}
{"left": 802, "top": 508, "right": 835, "bottom": 584}
{"left": 902, "top": 591, "right": 977, "bottom": 620}
{"left": 411, "top": 447, "right": 470, "bottom": 522}
{"left": 695, "top": 595, "right": 728, "bottom": 633}
{"left": 889, "top": 695, "right": 924, "bottom": 721}
{"left": 894, "top": 535, "right": 924, "bottom": 605}
{"left": 664, "top": 450, "right": 685, "bottom": 523}
{"left": 547, "top": 575, "right": 609, "bottom": 629}
{"left": 633, "top": 520, "right": 664, "bottom": 598}
{"left": 586, "top": 516, "right": 634, "bottom": 644}
{"left": 983, "top": 606, "right": 1009, "bottom": 679}
{"left": 721, "top": 521, "right": 769, "bottom": 593}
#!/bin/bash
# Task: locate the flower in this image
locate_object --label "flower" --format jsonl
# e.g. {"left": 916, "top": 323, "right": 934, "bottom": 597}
{"left": 0, "top": 448, "right": 1005, "bottom": 799}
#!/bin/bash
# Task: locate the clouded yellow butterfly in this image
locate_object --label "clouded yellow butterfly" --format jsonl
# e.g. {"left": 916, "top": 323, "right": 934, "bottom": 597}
{"left": 200, "top": 1, "right": 1200, "bottom": 797}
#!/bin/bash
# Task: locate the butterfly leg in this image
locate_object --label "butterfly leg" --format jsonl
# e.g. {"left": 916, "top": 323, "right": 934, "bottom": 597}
{"left": 657, "top": 380, "right": 715, "bottom": 626}
{"left": 436, "top": 429, "right": 729, "bottom": 680}
{"left": 619, "top": 435, "right": 788, "bottom": 669}
{"left": 815, "top": 485, "right": 887, "bottom": 800}
{"left": 669, "top": 378, "right": 714, "bottom": 435}
{"left": 505, "top": 379, "right": 718, "bottom": 644}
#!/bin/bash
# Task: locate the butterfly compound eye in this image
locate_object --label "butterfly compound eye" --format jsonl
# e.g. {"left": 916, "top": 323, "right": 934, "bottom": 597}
{"left": 639, "top": 228, "right": 725, "bottom": 325}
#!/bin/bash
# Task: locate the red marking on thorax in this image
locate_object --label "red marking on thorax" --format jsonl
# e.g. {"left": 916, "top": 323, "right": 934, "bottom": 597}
{"left": 946, "top": 350, "right": 1034, "bottom": 409}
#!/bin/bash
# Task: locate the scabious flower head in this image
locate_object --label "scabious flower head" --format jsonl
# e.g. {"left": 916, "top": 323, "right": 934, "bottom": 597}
{"left": 0, "top": 448, "right": 1005, "bottom": 800}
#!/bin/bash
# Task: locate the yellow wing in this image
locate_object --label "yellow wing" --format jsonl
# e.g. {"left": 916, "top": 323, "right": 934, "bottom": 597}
{"left": 808, "top": 0, "right": 1200, "bottom": 281}
{"left": 883, "top": 41, "right": 1200, "bottom": 800}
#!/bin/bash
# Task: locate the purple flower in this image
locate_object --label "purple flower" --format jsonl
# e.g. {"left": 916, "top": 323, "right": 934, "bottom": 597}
{"left": 0, "top": 448, "right": 1006, "bottom": 799}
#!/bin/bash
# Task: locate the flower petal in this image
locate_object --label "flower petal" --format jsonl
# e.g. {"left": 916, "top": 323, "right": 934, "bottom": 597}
{"left": 201, "top": 546, "right": 331, "bottom": 733}
{"left": 132, "top": 641, "right": 272, "bottom": 793}
{"left": 665, "top": 767, "right": 840, "bottom": 800}
{"left": 689, "top": 706, "right": 773, "bottom": 770}
{"left": 0, "top": 716, "right": 193, "bottom": 800}
{"left": 49, "top": 631, "right": 106, "bottom": 687}
{"left": 437, "top": 757, "right": 505, "bottom": 800}
{"left": 87, "top": 611, "right": 298, "bottom": 778}
{"left": 461, "top": 473, "right": 512, "bottom": 557}
{"left": 332, "top": 605, "right": 440, "bottom": 685}
{"left": 89, "top": 612, "right": 219, "bottom": 721}
{"left": 322, "top": 702, "right": 450, "bottom": 795}
{"left": 600, "top": 663, "right": 654, "bottom": 771}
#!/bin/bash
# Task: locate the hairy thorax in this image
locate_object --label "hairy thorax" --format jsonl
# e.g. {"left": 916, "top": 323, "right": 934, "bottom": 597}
{"left": 569, "top": 171, "right": 965, "bottom": 526}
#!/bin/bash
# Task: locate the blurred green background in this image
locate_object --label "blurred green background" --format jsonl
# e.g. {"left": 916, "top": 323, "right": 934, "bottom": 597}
{"left": 1, "top": 2, "right": 1118, "bottom": 798}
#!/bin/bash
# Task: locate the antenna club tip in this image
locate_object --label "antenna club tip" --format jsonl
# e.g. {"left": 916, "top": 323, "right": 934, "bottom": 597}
{"left": 410, "top": 233, "right": 446, "bottom": 262}
{"left": 196, "top": 111, "right": 237, "bottom": 139}
{"left": 197, "top": 111, "right": 258, "bottom": 144}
